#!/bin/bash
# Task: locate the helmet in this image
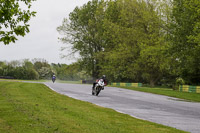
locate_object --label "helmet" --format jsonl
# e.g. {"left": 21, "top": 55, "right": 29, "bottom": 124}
{"left": 102, "top": 75, "right": 106, "bottom": 79}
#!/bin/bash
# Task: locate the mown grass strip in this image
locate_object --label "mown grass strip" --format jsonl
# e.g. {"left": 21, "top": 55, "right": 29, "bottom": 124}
{"left": 0, "top": 78, "right": 49, "bottom": 82}
{"left": 0, "top": 81, "right": 187, "bottom": 133}
{"left": 114, "top": 86, "right": 200, "bottom": 102}
{"left": 0, "top": 79, "right": 81, "bottom": 84}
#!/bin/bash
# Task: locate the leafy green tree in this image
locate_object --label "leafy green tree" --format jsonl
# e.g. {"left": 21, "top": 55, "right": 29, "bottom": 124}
{"left": 23, "top": 59, "right": 34, "bottom": 69}
{"left": 58, "top": 0, "right": 173, "bottom": 86}
{"left": 3, "top": 64, "right": 15, "bottom": 77}
{"left": 33, "top": 59, "right": 50, "bottom": 71}
{"left": 170, "top": 0, "right": 200, "bottom": 84}
{"left": 22, "top": 60, "right": 39, "bottom": 80}
{"left": 57, "top": 0, "right": 106, "bottom": 79}
{"left": 101, "top": 0, "right": 171, "bottom": 86}
{"left": 0, "top": 61, "right": 6, "bottom": 76}
{"left": 38, "top": 67, "right": 52, "bottom": 79}
{"left": 13, "top": 66, "right": 25, "bottom": 79}
{"left": 52, "top": 62, "right": 86, "bottom": 81}
{"left": 25, "top": 68, "right": 39, "bottom": 80}
{"left": 32, "top": 59, "right": 52, "bottom": 79}
{"left": 0, "top": 0, "right": 36, "bottom": 44}
{"left": 8, "top": 60, "right": 21, "bottom": 68}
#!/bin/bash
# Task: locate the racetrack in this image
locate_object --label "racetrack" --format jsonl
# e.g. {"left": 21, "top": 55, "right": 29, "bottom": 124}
{"left": 45, "top": 82, "right": 200, "bottom": 133}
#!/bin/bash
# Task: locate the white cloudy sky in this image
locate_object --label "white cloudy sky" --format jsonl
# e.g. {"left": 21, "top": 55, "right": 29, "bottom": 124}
{"left": 0, "top": 0, "right": 90, "bottom": 64}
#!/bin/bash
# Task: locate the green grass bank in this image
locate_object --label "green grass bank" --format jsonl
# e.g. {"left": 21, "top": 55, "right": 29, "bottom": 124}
{"left": 113, "top": 86, "right": 200, "bottom": 102}
{"left": 0, "top": 81, "right": 186, "bottom": 133}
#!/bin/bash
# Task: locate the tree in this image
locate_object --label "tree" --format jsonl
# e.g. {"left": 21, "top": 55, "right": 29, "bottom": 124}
{"left": 23, "top": 59, "right": 34, "bottom": 69}
{"left": 101, "top": 0, "right": 171, "bottom": 86}
{"left": 57, "top": 0, "right": 106, "bottom": 79}
{"left": 50, "top": 62, "right": 90, "bottom": 81}
{"left": 33, "top": 58, "right": 52, "bottom": 79}
{"left": 170, "top": 0, "right": 200, "bottom": 84}
{"left": 22, "top": 59, "right": 39, "bottom": 80}
{"left": 58, "top": 0, "right": 172, "bottom": 86}
{"left": 25, "top": 68, "right": 39, "bottom": 80}
{"left": 0, "top": 61, "right": 6, "bottom": 76}
{"left": 0, "top": 0, "right": 36, "bottom": 44}
{"left": 38, "top": 67, "right": 52, "bottom": 79}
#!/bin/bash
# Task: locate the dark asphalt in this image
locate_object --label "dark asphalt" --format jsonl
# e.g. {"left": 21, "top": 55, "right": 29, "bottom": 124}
{"left": 45, "top": 82, "right": 200, "bottom": 133}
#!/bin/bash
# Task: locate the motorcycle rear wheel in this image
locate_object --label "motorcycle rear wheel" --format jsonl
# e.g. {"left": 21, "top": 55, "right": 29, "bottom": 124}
{"left": 92, "top": 87, "right": 95, "bottom": 95}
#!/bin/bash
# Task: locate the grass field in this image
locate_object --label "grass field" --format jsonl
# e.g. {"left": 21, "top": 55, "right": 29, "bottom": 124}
{"left": 0, "top": 78, "right": 82, "bottom": 84}
{"left": 114, "top": 86, "right": 200, "bottom": 102}
{"left": 0, "top": 81, "right": 187, "bottom": 133}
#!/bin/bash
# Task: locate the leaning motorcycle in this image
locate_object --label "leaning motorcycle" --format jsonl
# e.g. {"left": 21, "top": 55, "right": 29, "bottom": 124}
{"left": 92, "top": 79, "right": 104, "bottom": 96}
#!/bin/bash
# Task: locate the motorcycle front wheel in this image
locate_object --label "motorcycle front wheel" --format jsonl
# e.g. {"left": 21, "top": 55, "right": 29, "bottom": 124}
{"left": 96, "top": 86, "right": 101, "bottom": 96}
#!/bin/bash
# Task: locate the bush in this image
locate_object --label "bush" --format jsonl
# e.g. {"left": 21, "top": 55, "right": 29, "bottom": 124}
{"left": 26, "top": 69, "right": 39, "bottom": 80}
{"left": 173, "top": 77, "right": 185, "bottom": 90}
{"left": 176, "top": 77, "right": 185, "bottom": 85}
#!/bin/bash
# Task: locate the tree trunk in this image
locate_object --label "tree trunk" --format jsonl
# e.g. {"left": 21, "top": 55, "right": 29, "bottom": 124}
{"left": 149, "top": 74, "right": 161, "bottom": 87}
{"left": 150, "top": 79, "right": 155, "bottom": 87}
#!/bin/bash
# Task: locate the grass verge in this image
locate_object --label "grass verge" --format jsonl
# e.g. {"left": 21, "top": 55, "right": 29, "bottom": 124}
{"left": 112, "top": 86, "right": 200, "bottom": 102}
{"left": 0, "top": 81, "right": 187, "bottom": 133}
{"left": 0, "top": 79, "right": 49, "bottom": 82}
{"left": 0, "top": 78, "right": 81, "bottom": 84}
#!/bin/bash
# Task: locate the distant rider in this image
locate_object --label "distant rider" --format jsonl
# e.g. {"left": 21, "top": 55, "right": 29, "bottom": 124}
{"left": 52, "top": 74, "right": 56, "bottom": 83}
{"left": 92, "top": 75, "right": 108, "bottom": 90}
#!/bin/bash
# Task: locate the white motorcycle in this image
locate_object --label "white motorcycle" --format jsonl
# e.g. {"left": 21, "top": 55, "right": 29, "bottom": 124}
{"left": 92, "top": 79, "right": 105, "bottom": 96}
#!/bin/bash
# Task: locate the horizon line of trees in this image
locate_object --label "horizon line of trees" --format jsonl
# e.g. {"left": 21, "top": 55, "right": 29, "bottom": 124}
{"left": 0, "top": 59, "right": 90, "bottom": 81}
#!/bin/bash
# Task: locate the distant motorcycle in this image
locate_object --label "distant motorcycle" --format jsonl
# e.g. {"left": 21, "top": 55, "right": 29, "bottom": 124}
{"left": 92, "top": 79, "right": 105, "bottom": 96}
{"left": 52, "top": 76, "right": 56, "bottom": 83}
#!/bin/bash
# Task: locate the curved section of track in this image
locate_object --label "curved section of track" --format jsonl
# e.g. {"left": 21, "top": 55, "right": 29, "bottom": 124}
{"left": 45, "top": 82, "right": 200, "bottom": 133}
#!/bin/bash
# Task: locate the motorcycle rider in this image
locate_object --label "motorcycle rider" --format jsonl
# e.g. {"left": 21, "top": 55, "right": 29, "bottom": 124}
{"left": 92, "top": 75, "right": 107, "bottom": 90}
{"left": 52, "top": 74, "right": 56, "bottom": 83}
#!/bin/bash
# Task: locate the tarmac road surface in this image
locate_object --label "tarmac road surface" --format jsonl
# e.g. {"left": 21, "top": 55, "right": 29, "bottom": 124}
{"left": 45, "top": 82, "right": 200, "bottom": 133}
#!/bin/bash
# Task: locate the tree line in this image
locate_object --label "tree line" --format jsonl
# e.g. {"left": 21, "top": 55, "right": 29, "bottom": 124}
{"left": 57, "top": 0, "right": 200, "bottom": 87}
{"left": 0, "top": 59, "right": 89, "bottom": 81}
{"left": 1, "top": 0, "right": 199, "bottom": 87}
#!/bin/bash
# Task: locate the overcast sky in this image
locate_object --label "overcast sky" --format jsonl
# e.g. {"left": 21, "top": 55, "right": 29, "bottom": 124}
{"left": 0, "top": 0, "right": 90, "bottom": 64}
